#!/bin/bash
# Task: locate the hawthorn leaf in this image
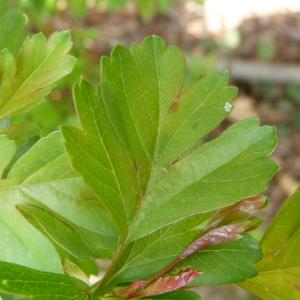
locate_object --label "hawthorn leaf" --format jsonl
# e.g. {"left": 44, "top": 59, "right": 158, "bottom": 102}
{"left": 63, "top": 36, "right": 277, "bottom": 290}
{"left": 119, "top": 267, "right": 199, "bottom": 298}
{"left": 179, "top": 234, "right": 262, "bottom": 285}
{"left": 0, "top": 194, "right": 62, "bottom": 273}
{"left": 179, "top": 224, "right": 245, "bottom": 260}
{"left": 0, "top": 10, "right": 27, "bottom": 54}
{"left": 130, "top": 117, "right": 278, "bottom": 240}
{"left": 156, "top": 72, "right": 238, "bottom": 165}
{"left": 0, "top": 135, "right": 15, "bottom": 177}
{"left": 64, "top": 36, "right": 277, "bottom": 243}
{"left": 19, "top": 203, "right": 117, "bottom": 260}
{"left": 107, "top": 213, "right": 212, "bottom": 285}
{"left": 98, "top": 202, "right": 261, "bottom": 288}
{"left": 112, "top": 221, "right": 260, "bottom": 288}
{"left": 99, "top": 35, "right": 277, "bottom": 239}
{"left": 145, "top": 269, "right": 198, "bottom": 296}
{"left": 209, "top": 195, "right": 267, "bottom": 229}
{"left": 240, "top": 188, "right": 300, "bottom": 299}
{"left": 0, "top": 31, "right": 76, "bottom": 119}
{"left": 61, "top": 80, "right": 138, "bottom": 238}
{"left": 100, "top": 37, "right": 186, "bottom": 189}
{"left": 0, "top": 131, "right": 117, "bottom": 273}
{"left": 0, "top": 261, "right": 90, "bottom": 300}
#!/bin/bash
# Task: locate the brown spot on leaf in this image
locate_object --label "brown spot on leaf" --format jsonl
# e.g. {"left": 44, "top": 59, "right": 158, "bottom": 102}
{"left": 169, "top": 96, "right": 181, "bottom": 113}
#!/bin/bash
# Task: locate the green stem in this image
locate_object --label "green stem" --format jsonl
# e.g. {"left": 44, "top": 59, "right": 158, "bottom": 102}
{"left": 92, "top": 244, "right": 128, "bottom": 295}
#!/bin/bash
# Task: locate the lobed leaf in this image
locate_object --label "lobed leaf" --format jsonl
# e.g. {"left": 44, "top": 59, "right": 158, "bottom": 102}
{"left": 180, "top": 235, "right": 261, "bottom": 285}
{"left": 240, "top": 188, "right": 300, "bottom": 299}
{"left": 62, "top": 35, "right": 277, "bottom": 290}
{"left": 19, "top": 203, "right": 116, "bottom": 260}
{"left": 106, "top": 214, "right": 212, "bottom": 284}
{"left": 130, "top": 117, "right": 277, "bottom": 240}
{"left": 61, "top": 80, "right": 137, "bottom": 239}
{"left": 0, "top": 31, "right": 76, "bottom": 119}
{"left": 0, "top": 132, "right": 117, "bottom": 273}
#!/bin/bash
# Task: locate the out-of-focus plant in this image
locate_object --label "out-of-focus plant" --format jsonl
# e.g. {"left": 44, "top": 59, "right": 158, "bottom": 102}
{"left": 0, "top": 9, "right": 76, "bottom": 144}
{"left": 1, "top": 0, "right": 202, "bottom": 24}
{"left": 185, "top": 54, "right": 218, "bottom": 87}
{"left": 257, "top": 40, "right": 276, "bottom": 63}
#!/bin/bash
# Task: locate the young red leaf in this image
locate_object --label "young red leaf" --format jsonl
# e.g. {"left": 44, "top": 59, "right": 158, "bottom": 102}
{"left": 120, "top": 268, "right": 199, "bottom": 299}
{"left": 207, "top": 195, "right": 267, "bottom": 231}
{"left": 180, "top": 224, "right": 245, "bottom": 260}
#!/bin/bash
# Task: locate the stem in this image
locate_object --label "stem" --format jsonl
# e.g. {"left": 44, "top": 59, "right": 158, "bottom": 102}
{"left": 92, "top": 244, "right": 128, "bottom": 295}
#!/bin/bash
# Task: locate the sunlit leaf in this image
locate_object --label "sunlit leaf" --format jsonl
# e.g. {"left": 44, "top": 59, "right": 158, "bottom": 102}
{"left": 0, "top": 132, "right": 117, "bottom": 273}
{"left": 62, "top": 36, "right": 277, "bottom": 291}
{"left": 0, "top": 31, "right": 76, "bottom": 119}
{"left": 240, "top": 188, "right": 300, "bottom": 299}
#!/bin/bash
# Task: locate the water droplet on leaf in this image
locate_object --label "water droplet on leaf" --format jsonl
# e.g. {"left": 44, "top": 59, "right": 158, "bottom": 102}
{"left": 224, "top": 102, "right": 233, "bottom": 113}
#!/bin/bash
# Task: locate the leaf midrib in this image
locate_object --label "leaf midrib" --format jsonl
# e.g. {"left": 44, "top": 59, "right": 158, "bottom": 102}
{"left": 129, "top": 125, "right": 273, "bottom": 240}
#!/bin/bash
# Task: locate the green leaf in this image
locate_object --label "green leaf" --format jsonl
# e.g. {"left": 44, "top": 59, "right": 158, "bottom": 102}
{"left": 136, "top": 0, "right": 174, "bottom": 22}
{"left": 0, "top": 135, "right": 15, "bottom": 177}
{"left": 108, "top": 214, "right": 212, "bottom": 284}
{"left": 61, "top": 80, "right": 138, "bottom": 239}
{"left": 0, "top": 10, "right": 27, "bottom": 54}
{"left": 112, "top": 223, "right": 261, "bottom": 287}
{"left": 99, "top": 36, "right": 277, "bottom": 240}
{"left": 0, "top": 31, "right": 76, "bottom": 119}
{"left": 0, "top": 121, "right": 40, "bottom": 145}
{"left": 130, "top": 116, "right": 277, "bottom": 240}
{"left": 100, "top": 202, "right": 262, "bottom": 288}
{"left": 0, "top": 261, "right": 90, "bottom": 299}
{"left": 62, "top": 35, "right": 277, "bottom": 288}
{"left": 19, "top": 203, "right": 117, "bottom": 259}
{"left": 240, "top": 188, "right": 300, "bottom": 299}
{"left": 148, "top": 290, "right": 201, "bottom": 299}
{"left": 137, "top": 0, "right": 157, "bottom": 21}
{"left": 69, "top": 0, "right": 89, "bottom": 17}
{"left": 0, "top": 131, "right": 117, "bottom": 273}
{"left": 181, "top": 235, "right": 261, "bottom": 285}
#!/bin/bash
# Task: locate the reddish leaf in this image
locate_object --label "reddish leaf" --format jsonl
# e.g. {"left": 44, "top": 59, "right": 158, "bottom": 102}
{"left": 123, "top": 268, "right": 199, "bottom": 299}
{"left": 120, "top": 280, "right": 148, "bottom": 298}
{"left": 117, "top": 197, "right": 265, "bottom": 299}
{"left": 180, "top": 224, "right": 245, "bottom": 260}
{"left": 209, "top": 195, "right": 267, "bottom": 228}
